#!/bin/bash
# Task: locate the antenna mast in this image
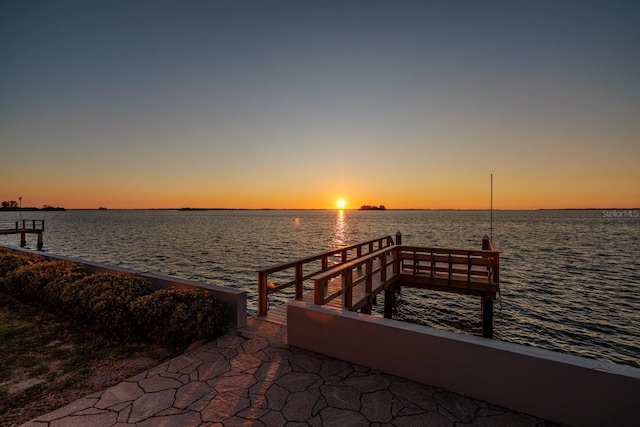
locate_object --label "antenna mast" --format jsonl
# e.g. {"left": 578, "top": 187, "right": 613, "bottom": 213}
{"left": 490, "top": 174, "right": 493, "bottom": 242}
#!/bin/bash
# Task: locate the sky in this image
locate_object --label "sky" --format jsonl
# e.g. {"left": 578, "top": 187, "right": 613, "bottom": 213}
{"left": 1, "top": 0, "right": 638, "bottom": 210}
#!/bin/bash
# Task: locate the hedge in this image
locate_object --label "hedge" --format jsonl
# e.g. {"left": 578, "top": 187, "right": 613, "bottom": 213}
{"left": 0, "top": 248, "right": 229, "bottom": 346}
{"left": 132, "top": 289, "right": 229, "bottom": 347}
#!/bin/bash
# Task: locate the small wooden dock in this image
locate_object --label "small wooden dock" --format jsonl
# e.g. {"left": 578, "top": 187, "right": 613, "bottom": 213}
{"left": 257, "top": 233, "right": 500, "bottom": 337}
{"left": 0, "top": 219, "right": 45, "bottom": 249}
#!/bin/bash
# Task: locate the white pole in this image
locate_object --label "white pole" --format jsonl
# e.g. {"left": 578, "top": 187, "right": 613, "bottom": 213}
{"left": 490, "top": 175, "right": 493, "bottom": 242}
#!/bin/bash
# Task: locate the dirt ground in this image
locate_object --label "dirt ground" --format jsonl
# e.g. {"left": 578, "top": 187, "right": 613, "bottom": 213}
{"left": 0, "top": 293, "right": 178, "bottom": 426}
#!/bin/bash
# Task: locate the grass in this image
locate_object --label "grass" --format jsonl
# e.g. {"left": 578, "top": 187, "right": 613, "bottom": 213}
{"left": 0, "top": 292, "right": 177, "bottom": 426}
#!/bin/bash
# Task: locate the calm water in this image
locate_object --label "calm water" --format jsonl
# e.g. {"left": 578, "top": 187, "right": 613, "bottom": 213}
{"left": 1, "top": 209, "right": 639, "bottom": 368}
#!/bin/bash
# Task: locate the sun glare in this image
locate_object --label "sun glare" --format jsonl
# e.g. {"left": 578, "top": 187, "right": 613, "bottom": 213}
{"left": 337, "top": 199, "right": 346, "bottom": 209}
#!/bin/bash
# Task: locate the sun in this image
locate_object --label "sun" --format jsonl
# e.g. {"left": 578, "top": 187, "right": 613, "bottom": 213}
{"left": 336, "top": 199, "right": 346, "bottom": 209}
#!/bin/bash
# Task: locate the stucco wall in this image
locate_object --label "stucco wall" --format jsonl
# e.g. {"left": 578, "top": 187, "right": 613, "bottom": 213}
{"left": 288, "top": 301, "right": 640, "bottom": 427}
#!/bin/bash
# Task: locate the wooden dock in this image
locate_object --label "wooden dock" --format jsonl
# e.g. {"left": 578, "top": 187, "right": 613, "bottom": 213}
{"left": 0, "top": 219, "right": 45, "bottom": 249}
{"left": 261, "top": 262, "right": 387, "bottom": 325}
{"left": 257, "top": 233, "right": 500, "bottom": 337}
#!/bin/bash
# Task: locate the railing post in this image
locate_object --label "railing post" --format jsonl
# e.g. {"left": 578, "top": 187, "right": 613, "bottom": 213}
{"left": 322, "top": 255, "right": 328, "bottom": 270}
{"left": 295, "top": 263, "right": 303, "bottom": 300}
{"left": 341, "top": 248, "right": 347, "bottom": 263}
{"left": 20, "top": 232, "right": 26, "bottom": 247}
{"left": 37, "top": 233, "right": 44, "bottom": 250}
{"left": 493, "top": 252, "right": 500, "bottom": 284}
{"left": 395, "top": 231, "right": 402, "bottom": 245}
{"left": 314, "top": 278, "right": 324, "bottom": 304}
{"left": 482, "top": 235, "right": 491, "bottom": 250}
{"left": 393, "top": 247, "right": 400, "bottom": 275}
{"left": 365, "top": 259, "right": 372, "bottom": 294}
{"left": 381, "top": 252, "right": 387, "bottom": 282}
{"left": 345, "top": 270, "right": 353, "bottom": 309}
{"left": 258, "top": 271, "right": 268, "bottom": 316}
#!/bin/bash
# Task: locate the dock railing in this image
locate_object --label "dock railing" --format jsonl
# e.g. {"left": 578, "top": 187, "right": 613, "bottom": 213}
{"left": 0, "top": 219, "right": 45, "bottom": 232}
{"left": 257, "top": 235, "right": 395, "bottom": 315}
{"left": 311, "top": 245, "right": 397, "bottom": 311}
{"left": 311, "top": 242, "right": 499, "bottom": 309}
{"left": 396, "top": 245, "right": 499, "bottom": 295}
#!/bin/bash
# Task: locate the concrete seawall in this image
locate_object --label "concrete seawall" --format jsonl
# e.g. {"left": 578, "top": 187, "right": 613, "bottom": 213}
{"left": 288, "top": 301, "right": 640, "bottom": 427}
{"left": 1, "top": 245, "right": 247, "bottom": 328}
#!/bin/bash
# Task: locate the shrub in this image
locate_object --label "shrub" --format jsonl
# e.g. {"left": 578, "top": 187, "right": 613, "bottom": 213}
{"left": 0, "top": 249, "right": 43, "bottom": 289}
{"left": 0, "top": 249, "right": 231, "bottom": 347}
{"left": 3, "top": 260, "right": 87, "bottom": 305}
{"left": 61, "top": 273, "right": 156, "bottom": 340}
{"left": 132, "top": 289, "right": 229, "bottom": 347}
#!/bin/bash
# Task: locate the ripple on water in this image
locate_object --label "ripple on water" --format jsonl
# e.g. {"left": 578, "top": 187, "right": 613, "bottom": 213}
{"left": 1, "top": 209, "right": 638, "bottom": 368}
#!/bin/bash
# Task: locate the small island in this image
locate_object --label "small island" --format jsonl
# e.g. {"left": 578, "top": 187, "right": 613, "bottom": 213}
{"left": 359, "top": 205, "right": 386, "bottom": 211}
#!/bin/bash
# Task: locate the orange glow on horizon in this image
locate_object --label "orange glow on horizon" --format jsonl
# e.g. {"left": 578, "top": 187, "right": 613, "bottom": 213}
{"left": 4, "top": 177, "right": 639, "bottom": 210}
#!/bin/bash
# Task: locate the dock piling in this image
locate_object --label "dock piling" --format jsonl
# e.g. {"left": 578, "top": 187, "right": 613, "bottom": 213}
{"left": 482, "top": 297, "right": 494, "bottom": 338}
{"left": 384, "top": 287, "right": 395, "bottom": 318}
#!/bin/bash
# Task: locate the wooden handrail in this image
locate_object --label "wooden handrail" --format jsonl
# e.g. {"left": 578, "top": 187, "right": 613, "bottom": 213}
{"left": 0, "top": 219, "right": 45, "bottom": 231}
{"left": 311, "top": 246, "right": 396, "bottom": 308}
{"left": 257, "top": 235, "right": 395, "bottom": 315}
{"left": 398, "top": 246, "right": 499, "bottom": 285}
{"left": 313, "top": 244, "right": 500, "bottom": 308}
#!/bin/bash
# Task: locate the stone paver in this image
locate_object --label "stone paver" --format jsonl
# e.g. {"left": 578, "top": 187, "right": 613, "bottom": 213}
{"left": 22, "top": 318, "right": 560, "bottom": 426}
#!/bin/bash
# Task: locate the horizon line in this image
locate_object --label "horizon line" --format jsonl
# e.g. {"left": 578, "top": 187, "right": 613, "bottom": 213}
{"left": 4, "top": 207, "right": 638, "bottom": 212}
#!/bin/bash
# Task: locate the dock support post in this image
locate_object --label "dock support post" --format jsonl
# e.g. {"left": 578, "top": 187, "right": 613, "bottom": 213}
{"left": 258, "top": 271, "right": 268, "bottom": 316}
{"left": 37, "top": 233, "right": 44, "bottom": 250}
{"left": 20, "top": 232, "right": 26, "bottom": 247}
{"left": 361, "top": 303, "right": 372, "bottom": 315}
{"left": 482, "top": 297, "right": 494, "bottom": 338}
{"left": 384, "top": 287, "right": 395, "bottom": 319}
{"left": 395, "top": 231, "right": 402, "bottom": 245}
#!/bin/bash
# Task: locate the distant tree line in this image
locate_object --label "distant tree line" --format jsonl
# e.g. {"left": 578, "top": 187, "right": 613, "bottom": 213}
{"left": 359, "top": 204, "right": 387, "bottom": 210}
{"left": 1, "top": 200, "right": 19, "bottom": 209}
{"left": 0, "top": 201, "right": 65, "bottom": 211}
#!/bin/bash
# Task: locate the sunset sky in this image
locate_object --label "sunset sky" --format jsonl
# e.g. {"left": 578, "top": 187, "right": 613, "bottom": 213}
{"left": 1, "top": 1, "right": 638, "bottom": 210}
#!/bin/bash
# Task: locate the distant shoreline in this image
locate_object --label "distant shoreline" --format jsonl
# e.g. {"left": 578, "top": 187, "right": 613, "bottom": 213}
{"left": 4, "top": 207, "right": 635, "bottom": 212}
{"left": 0, "top": 207, "right": 66, "bottom": 212}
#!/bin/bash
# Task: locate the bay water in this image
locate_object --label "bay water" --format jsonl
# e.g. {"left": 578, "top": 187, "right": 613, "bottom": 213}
{"left": 1, "top": 209, "right": 638, "bottom": 368}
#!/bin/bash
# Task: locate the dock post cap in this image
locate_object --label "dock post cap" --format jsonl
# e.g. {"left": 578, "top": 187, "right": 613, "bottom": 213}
{"left": 482, "top": 235, "right": 490, "bottom": 240}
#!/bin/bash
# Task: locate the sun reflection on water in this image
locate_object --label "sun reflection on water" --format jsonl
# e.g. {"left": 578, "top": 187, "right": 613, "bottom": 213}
{"left": 332, "top": 209, "right": 349, "bottom": 247}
